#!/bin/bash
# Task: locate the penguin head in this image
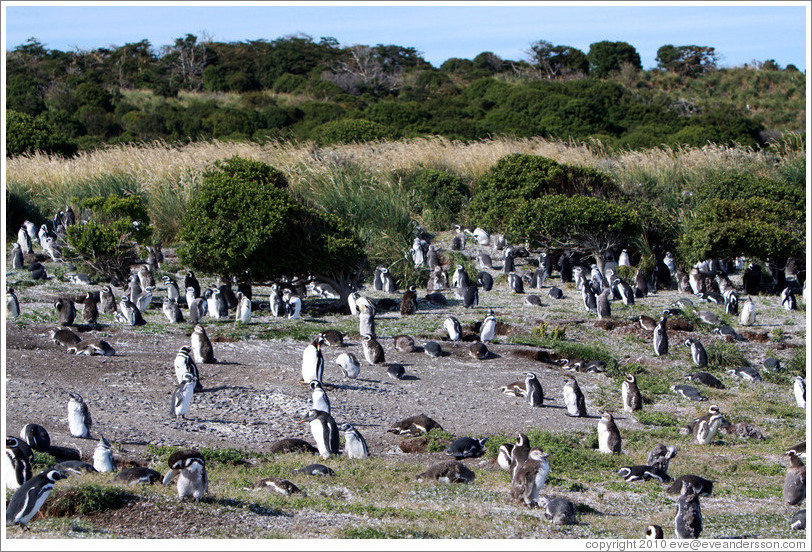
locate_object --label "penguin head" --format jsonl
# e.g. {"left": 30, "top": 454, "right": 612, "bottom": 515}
{"left": 339, "top": 423, "right": 354, "bottom": 432}
{"left": 309, "top": 380, "right": 323, "bottom": 391}
{"left": 68, "top": 392, "right": 84, "bottom": 403}
{"left": 6, "top": 436, "right": 20, "bottom": 449}
{"left": 601, "top": 412, "right": 614, "bottom": 422}
{"left": 46, "top": 469, "right": 69, "bottom": 482}
{"left": 625, "top": 374, "right": 636, "bottom": 384}
{"left": 707, "top": 405, "right": 720, "bottom": 416}
{"left": 525, "top": 372, "right": 537, "bottom": 381}
{"left": 645, "top": 525, "right": 664, "bottom": 539}
{"left": 300, "top": 409, "right": 322, "bottom": 423}
{"left": 528, "top": 447, "right": 548, "bottom": 461}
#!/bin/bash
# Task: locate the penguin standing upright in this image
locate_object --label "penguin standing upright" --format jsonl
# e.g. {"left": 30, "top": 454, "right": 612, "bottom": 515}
{"left": 184, "top": 271, "right": 201, "bottom": 299}
{"left": 563, "top": 377, "right": 587, "bottom": 417}
{"left": 336, "top": 352, "right": 361, "bottom": 379}
{"left": 653, "top": 315, "right": 669, "bottom": 356}
{"left": 597, "top": 412, "right": 622, "bottom": 453}
{"left": 188, "top": 295, "right": 206, "bottom": 324}
{"left": 359, "top": 307, "right": 376, "bottom": 339}
{"left": 55, "top": 298, "right": 76, "bottom": 326}
{"left": 510, "top": 447, "right": 550, "bottom": 507}
{"left": 674, "top": 483, "right": 703, "bottom": 539}
{"left": 781, "top": 287, "right": 798, "bottom": 311}
{"left": 10, "top": 242, "right": 24, "bottom": 269}
{"left": 400, "top": 285, "right": 418, "bottom": 315}
{"left": 444, "top": 316, "right": 462, "bottom": 341}
{"left": 723, "top": 289, "right": 739, "bottom": 315}
{"left": 596, "top": 289, "right": 611, "bottom": 319}
{"left": 162, "top": 275, "right": 180, "bottom": 303}
{"left": 740, "top": 297, "right": 756, "bottom": 326}
{"left": 783, "top": 450, "right": 806, "bottom": 505}
{"left": 685, "top": 338, "right": 708, "bottom": 367}
{"left": 582, "top": 284, "right": 597, "bottom": 312}
{"left": 191, "top": 325, "right": 216, "bottom": 364}
{"left": 5, "top": 437, "right": 32, "bottom": 490}
{"left": 93, "top": 435, "right": 116, "bottom": 473}
{"left": 235, "top": 291, "right": 251, "bottom": 323}
{"left": 99, "top": 285, "right": 116, "bottom": 314}
{"left": 7, "top": 288, "right": 20, "bottom": 319}
{"left": 301, "top": 335, "right": 326, "bottom": 383}
{"left": 302, "top": 409, "right": 340, "bottom": 459}
{"left": 361, "top": 334, "right": 385, "bottom": 365}
{"left": 269, "top": 283, "right": 283, "bottom": 317}
{"left": 67, "top": 392, "right": 92, "bottom": 438}
{"left": 508, "top": 272, "right": 524, "bottom": 293}
{"left": 206, "top": 287, "right": 228, "bottom": 319}
{"left": 171, "top": 373, "right": 197, "bottom": 419}
{"left": 463, "top": 286, "right": 479, "bottom": 308}
{"left": 525, "top": 372, "right": 544, "bottom": 407}
{"left": 81, "top": 291, "right": 99, "bottom": 325}
{"left": 692, "top": 405, "right": 723, "bottom": 445}
{"left": 793, "top": 376, "right": 806, "bottom": 409}
{"left": 115, "top": 296, "right": 146, "bottom": 326}
{"left": 622, "top": 374, "right": 643, "bottom": 412}
{"left": 340, "top": 423, "right": 369, "bottom": 459}
{"left": 480, "top": 309, "right": 497, "bottom": 342}
{"left": 6, "top": 468, "right": 67, "bottom": 528}
{"left": 174, "top": 345, "right": 202, "bottom": 391}
{"left": 162, "top": 297, "right": 185, "bottom": 323}
{"left": 310, "top": 380, "right": 331, "bottom": 414}
{"left": 162, "top": 450, "right": 207, "bottom": 501}
{"left": 17, "top": 224, "right": 33, "bottom": 254}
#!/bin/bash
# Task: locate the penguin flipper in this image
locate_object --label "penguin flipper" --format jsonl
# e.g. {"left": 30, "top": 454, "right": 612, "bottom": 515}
{"left": 162, "top": 468, "right": 179, "bottom": 486}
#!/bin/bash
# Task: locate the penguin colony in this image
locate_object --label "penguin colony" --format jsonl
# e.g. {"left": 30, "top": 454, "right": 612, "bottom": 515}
{"left": 5, "top": 217, "right": 807, "bottom": 538}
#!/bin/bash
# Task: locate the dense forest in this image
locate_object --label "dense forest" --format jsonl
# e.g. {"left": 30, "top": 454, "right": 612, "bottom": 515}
{"left": 6, "top": 34, "right": 806, "bottom": 157}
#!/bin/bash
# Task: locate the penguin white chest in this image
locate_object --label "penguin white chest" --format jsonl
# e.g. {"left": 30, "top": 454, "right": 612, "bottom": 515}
{"left": 310, "top": 420, "right": 330, "bottom": 459}
{"left": 597, "top": 421, "right": 614, "bottom": 453}
{"left": 68, "top": 403, "right": 88, "bottom": 437}
{"left": 93, "top": 447, "right": 116, "bottom": 473}
{"left": 178, "top": 463, "right": 207, "bottom": 500}
{"left": 4, "top": 452, "right": 21, "bottom": 490}
{"left": 311, "top": 389, "right": 330, "bottom": 414}
{"left": 563, "top": 386, "right": 579, "bottom": 415}
{"left": 301, "top": 345, "right": 320, "bottom": 382}
{"left": 345, "top": 433, "right": 368, "bottom": 459}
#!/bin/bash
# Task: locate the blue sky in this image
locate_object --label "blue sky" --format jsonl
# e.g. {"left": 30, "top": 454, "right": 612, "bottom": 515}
{"left": 3, "top": 2, "right": 809, "bottom": 72}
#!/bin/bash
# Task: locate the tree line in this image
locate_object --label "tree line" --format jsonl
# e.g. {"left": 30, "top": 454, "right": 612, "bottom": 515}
{"left": 6, "top": 34, "right": 804, "bottom": 156}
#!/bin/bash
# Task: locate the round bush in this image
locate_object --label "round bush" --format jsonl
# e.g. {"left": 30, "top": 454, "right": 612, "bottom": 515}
{"left": 313, "top": 119, "right": 390, "bottom": 145}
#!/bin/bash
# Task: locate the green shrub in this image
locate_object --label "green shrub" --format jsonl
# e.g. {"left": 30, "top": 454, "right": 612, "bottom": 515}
{"left": 64, "top": 195, "right": 152, "bottom": 281}
{"left": 395, "top": 168, "right": 470, "bottom": 230}
{"left": 6, "top": 109, "right": 77, "bottom": 158}
{"left": 273, "top": 73, "right": 307, "bottom": 93}
{"left": 313, "top": 119, "right": 390, "bottom": 145}
{"left": 706, "top": 341, "right": 749, "bottom": 368}
{"left": 787, "top": 347, "right": 806, "bottom": 376}
{"left": 635, "top": 411, "right": 681, "bottom": 427}
{"left": 43, "top": 485, "right": 136, "bottom": 516}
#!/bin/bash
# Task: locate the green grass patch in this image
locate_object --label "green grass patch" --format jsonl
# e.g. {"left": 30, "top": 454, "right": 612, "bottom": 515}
{"left": 706, "top": 341, "right": 750, "bottom": 368}
{"left": 42, "top": 484, "right": 137, "bottom": 516}
{"left": 634, "top": 411, "right": 681, "bottom": 427}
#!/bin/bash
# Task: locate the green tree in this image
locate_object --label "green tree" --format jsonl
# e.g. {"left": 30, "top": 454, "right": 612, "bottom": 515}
{"left": 506, "top": 194, "right": 642, "bottom": 275}
{"left": 178, "top": 157, "right": 366, "bottom": 299}
{"left": 528, "top": 40, "right": 589, "bottom": 78}
{"left": 64, "top": 195, "right": 152, "bottom": 281}
{"left": 656, "top": 44, "right": 718, "bottom": 77}
{"left": 468, "top": 154, "right": 619, "bottom": 230}
{"left": 678, "top": 197, "right": 803, "bottom": 265}
{"left": 6, "top": 109, "right": 76, "bottom": 157}
{"left": 587, "top": 41, "right": 641, "bottom": 77}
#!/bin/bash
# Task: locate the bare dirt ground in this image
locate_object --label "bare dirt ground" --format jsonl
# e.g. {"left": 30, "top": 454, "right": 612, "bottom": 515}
{"left": 4, "top": 240, "right": 808, "bottom": 540}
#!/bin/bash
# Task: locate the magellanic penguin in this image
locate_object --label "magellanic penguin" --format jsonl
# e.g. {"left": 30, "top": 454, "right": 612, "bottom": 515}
{"left": 17, "top": 224, "right": 33, "bottom": 254}
{"left": 191, "top": 324, "right": 216, "bottom": 364}
{"left": 206, "top": 287, "right": 228, "bottom": 319}
{"left": 67, "top": 338, "right": 116, "bottom": 356}
{"left": 666, "top": 475, "right": 714, "bottom": 498}
{"left": 20, "top": 423, "right": 50, "bottom": 453}
{"left": 739, "top": 296, "right": 756, "bottom": 326}
{"left": 790, "top": 509, "right": 806, "bottom": 531}
{"left": 672, "top": 384, "right": 705, "bottom": 402}
{"left": 268, "top": 283, "right": 283, "bottom": 317}
{"left": 336, "top": 352, "right": 361, "bottom": 379}
{"left": 340, "top": 423, "right": 369, "bottom": 459}
{"left": 5, "top": 437, "right": 32, "bottom": 490}
{"left": 563, "top": 377, "right": 587, "bottom": 417}
{"left": 617, "top": 465, "right": 672, "bottom": 483}
{"left": 361, "top": 334, "right": 385, "bottom": 365}
{"left": 301, "top": 335, "right": 326, "bottom": 384}
{"left": 387, "top": 363, "right": 406, "bottom": 380}
{"left": 596, "top": 289, "right": 612, "bottom": 319}
{"left": 508, "top": 433, "right": 531, "bottom": 479}
{"left": 67, "top": 392, "right": 92, "bottom": 438}
{"left": 162, "top": 297, "right": 184, "bottom": 323}
{"left": 692, "top": 405, "right": 723, "bottom": 445}
{"left": 301, "top": 409, "right": 340, "bottom": 459}
{"left": 525, "top": 372, "right": 544, "bottom": 407}
{"left": 55, "top": 298, "right": 76, "bottom": 326}
{"left": 162, "top": 275, "right": 180, "bottom": 303}
{"left": 416, "top": 460, "right": 475, "bottom": 484}
{"left": 81, "top": 291, "right": 99, "bottom": 325}
{"left": 387, "top": 414, "right": 443, "bottom": 436}
{"left": 684, "top": 371, "right": 724, "bottom": 389}
{"left": 674, "top": 482, "right": 703, "bottom": 539}
{"left": 446, "top": 437, "right": 488, "bottom": 460}
{"left": 622, "top": 374, "right": 643, "bottom": 412}
{"left": 468, "top": 341, "right": 489, "bottom": 360}
{"left": 783, "top": 450, "right": 806, "bottom": 505}
{"left": 310, "top": 380, "right": 331, "bottom": 414}
{"left": 645, "top": 525, "right": 664, "bottom": 539}
{"left": 293, "top": 464, "right": 335, "bottom": 477}
{"left": 93, "top": 434, "right": 116, "bottom": 473}
{"left": 480, "top": 309, "right": 497, "bottom": 343}
{"left": 171, "top": 372, "right": 197, "bottom": 419}
{"left": 235, "top": 291, "right": 251, "bottom": 323}
{"left": 400, "top": 285, "right": 418, "bottom": 315}
{"left": 647, "top": 444, "right": 678, "bottom": 473}
{"left": 793, "top": 376, "right": 806, "bottom": 409}
{"left": 175, "top": 345, "right": 202, "bottom": 391}
{"left": 99, "top": 285, "right": 116, "bottom": 314}
{"left": 507, "top": 271, "right": 524, "bottom": 293}
{"left": 10, "top": 242, "right": 24, "bottom": 269}
{"left": 684, "top": 338, "right": 708, "bottom": 367}
{"left": 359, "top": 308, "right": 376, "bottom": 338}
{"left": 444, "top": 316, "right": 462, "bottom": 341}
{"left": 597, "top": 412, "right": 622, "bottom": 454}
{"left": 114, "top": 467, "right": 162, "bottom": 486}
{"left": 6, "top": 468, "right": 67, "bottom": 528}
{"left": 254, "top": 477, "right": 304, "bottom": 496}
{"left": 653, "top": 315, "right": 669, "bottom": 356}
{"left": 114, "top": 296, "right": 146, "bottom": 326}
{"left": 285, "top": 293, "right": 302, "bottom": 319}
{"left": 7, "top": 288, "right": 20, "bottom": 319}
{"left": 497, "top": 443, "right": 514, "bottom": 471}
{"left": 510, "top": 447, "right": 550, "bottom": 507}
{"left": 539, "top": 496, "right": 577, "bottom": 525}
{"left": 162, "top": 450, "right": 207, "bottom": 501}
{"left": 781, "top": 287, "right": 798, "bottom": 311}
{"left": 452, "top": 265, "right": 470, "bottom": 288}
{"left": 462, "top": 286, "right": 479, "bottom": 308}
